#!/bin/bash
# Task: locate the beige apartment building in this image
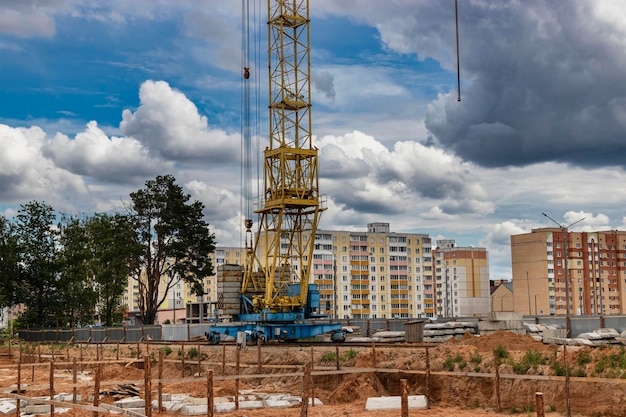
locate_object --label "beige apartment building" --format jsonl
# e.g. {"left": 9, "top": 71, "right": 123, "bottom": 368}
{"left": 511, "top": 228, "right": 626, "bottom": 316}
{"left": 309, "top": 224, "right": 490, "bottom": 319}
{"left": 124, "top": 225, "right": 491, "bottom": 322}
{"left": 311, "top": 223, "right": 432, "bottom": 319}
{"left": 433, "top": 241, "right": 491, "bottom": 317}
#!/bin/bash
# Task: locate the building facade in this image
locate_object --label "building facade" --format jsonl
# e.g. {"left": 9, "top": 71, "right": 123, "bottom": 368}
{"left": 491, "top": 281, "right": 514, "bottom": 313}
{"left": 124, "top": 224, "right": 491, "bottom": 322}
{"left": 310, "top": 223, "right": 433, "bottom": 319}
{"left": 511, "top": 228, "right": 626, "bottom": 316}
{"left": 433, "top": 242, "right": 491, "bottom": 317}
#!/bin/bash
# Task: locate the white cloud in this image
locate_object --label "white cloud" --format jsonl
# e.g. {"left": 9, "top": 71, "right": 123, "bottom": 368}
{"left": 43, "top": 120, "right": 167, "bottom": 183}
{"left": 317, "top": 130, "right": 492, "bottom": 217}
{"left": 120, "top": 80, "right": 240, "bottom": 162}
{"left": 0, "top": 124, "right": 87, "bottom": 204}
{"left": 0, "top": 2, "right": 56, "bottom": 38}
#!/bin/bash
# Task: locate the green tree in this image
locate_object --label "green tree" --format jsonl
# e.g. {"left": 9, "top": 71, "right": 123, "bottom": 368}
{"left": 129, "top": 175, "right": 215, "bottom": 324}
{"left": 57, "top": 216, "right": 98, "bottom": 327}
{"left": 86, "top": 213, "right": 140, "bottom": 326}
{"left": 14, "top": 201, "right": 61, "bottom": 327}
{"left": 0, "top": 216, "right": 20, "bottom": 309}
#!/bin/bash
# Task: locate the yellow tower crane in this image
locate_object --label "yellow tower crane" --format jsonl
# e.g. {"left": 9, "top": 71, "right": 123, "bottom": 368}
{"left": 241, "top": 0, "right": 326, "bottom": 317}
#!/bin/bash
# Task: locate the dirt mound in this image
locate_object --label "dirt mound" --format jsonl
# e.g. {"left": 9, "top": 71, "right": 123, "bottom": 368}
{"left": 327, "top": 372, "right": 388, "bottom": 404}
{"left": 100, "top": 363, "right": 143, "bottom": 380}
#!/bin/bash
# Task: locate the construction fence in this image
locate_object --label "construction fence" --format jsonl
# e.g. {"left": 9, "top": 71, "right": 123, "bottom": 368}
{"left": 1, "top": 339, "right": 626, "bottom": 416}
{"left": 16, "top": 315, "right": 626, "bottom": 344}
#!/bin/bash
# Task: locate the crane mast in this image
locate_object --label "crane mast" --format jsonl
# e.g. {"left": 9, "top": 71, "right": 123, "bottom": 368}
{"left": 242, "top": 0, "right": 325, "bottom": 315}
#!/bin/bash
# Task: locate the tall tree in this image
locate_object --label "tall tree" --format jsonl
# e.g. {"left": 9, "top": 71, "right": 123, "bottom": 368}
{"left": 87, "top": 213, "right": 140, "bottom": 326}
{"left": 14, "top": 201, "right": 61, "bottom": 327}
{"left": 130, "top": 175, "right": 215, "bottom": 324}
{"left": 0, "top": 216, "right": 20, "bottom": 309}
{"left": 57, "top": 216, "right": 98, "bottom": 327}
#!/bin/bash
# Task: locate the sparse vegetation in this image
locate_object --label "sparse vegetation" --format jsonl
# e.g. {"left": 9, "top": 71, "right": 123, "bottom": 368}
{"left": 576, "top": 350, "right": 592, "bottom": 366}
{"left": 187, "top": 347, "right": 199, "bottom": 359}
{"left": 494, "top": 345, "right": 509, "bottom": 364}
{"left": 512, "top": 349, "right": 547, "bottom": 374}
{"left": 319, "top": 349, "right": 358, "bottom": 364}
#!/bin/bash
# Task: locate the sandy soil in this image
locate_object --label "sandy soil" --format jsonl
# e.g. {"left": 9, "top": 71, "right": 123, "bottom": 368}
{"left": 1, "top": 331, "right": 624, "bottom": 416}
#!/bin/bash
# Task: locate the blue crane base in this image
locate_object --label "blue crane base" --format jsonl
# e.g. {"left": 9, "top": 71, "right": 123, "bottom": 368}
{"left": 206, "top": 318, "right": 342, "bottom": 344}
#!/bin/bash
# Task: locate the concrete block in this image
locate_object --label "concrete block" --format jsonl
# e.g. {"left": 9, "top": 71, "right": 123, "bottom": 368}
{"left": 257, "top": 393, "right": 278, "bottom": 400}
{"left": 282, "top": 395, "right": 303, "bottom": 405}
{"left": 489, "top": 311, "right": 523, "bottom": 321}
{"left": 0, "top": 401, "right": 17, "bottom": 415}
{"left": 365, "top": 395, "right": 428, "bottom": 411}
{"left": 572, "top": 338, "right": 594, "bottom": 346}
{"left": 264, "top": 399, "right": 294, "bottom": 408}
{"left": 542, "top": 336, "right": 566, "bottom": 345}
{"left": 544, "top": 328, "right": 567, "bottom": 338}
{"left": 114, "top": 396, "right": 145, "bottom": 408}
{"left": 578, "top": 332, "right": 603, "bottom": 340}
{"left": 477, "top": 321, "right": 506, "bottom": 332}
{"left": 596, "top": 328, "right": 620, "bottom": 338}
{"left": 22, "top": 405, "right": 52, "bottom": 414}
{"left": 239, "top": 400, "right": 264, "bottom": 409}
{"left": 154, "top": 400, "right": 187, "bottom": 412}
{"left": 214, "top": 402, "right": 236, "bottom": 413}
{"left": 181, "top": 404, "right": 210, "bottom": 415}
{"left": 54, "top": 392, "right": 81, "bottom": 402}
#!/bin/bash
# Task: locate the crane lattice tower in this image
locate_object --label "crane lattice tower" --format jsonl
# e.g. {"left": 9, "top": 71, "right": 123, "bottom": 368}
{"left": 242, "top": 0, "right": 325, "bottom": 313}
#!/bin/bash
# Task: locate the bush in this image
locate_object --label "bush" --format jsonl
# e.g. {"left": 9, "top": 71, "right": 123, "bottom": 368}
{"left": 552, "top": 359, "right": 567, "bottom": 377}
{"left": 576, "top": 351, "right": 592, "bottom": 367}
{"left": 494, "top": 345, "right": 509, "bottom": 364}
{"left": 443, "top": 356, "right": 455, "bottom": 372}
{"left": 320, "top": 352, "right": 336, "bottom": 363}
{"left": 469, "top": 351, "right": 482, "bottom": 365}
{"left": 341, "top": 349, "right": 358, "bottom": 361}
{"left": 512, "top": 349, "right": 547, "bottom": 374}
{"left": 161, "top": 346, "right": 172, "bottom": 356}
{"left": 187, "top": 347, "right": 199, "bottom": 359}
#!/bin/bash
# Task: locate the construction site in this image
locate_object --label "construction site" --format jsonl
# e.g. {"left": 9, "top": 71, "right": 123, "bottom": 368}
{"left": 2, "top": 1, "right": 625, "bottom": 416}
{"left": 2, "top": 328, "right": 626, "bottom": 416}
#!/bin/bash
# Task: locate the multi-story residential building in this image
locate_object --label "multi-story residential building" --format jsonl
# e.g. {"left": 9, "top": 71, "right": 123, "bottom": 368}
{"left": 511, "top": 228, "right": 626, "bottom": 316}
{"left": 124, "top": 225, "right": 490, "bottom": 322}
{"left": 433, "top": 241, "right": 490, "bottom": 317}
{"left": 310, "top": 223, "right": 432, "bottom": 319}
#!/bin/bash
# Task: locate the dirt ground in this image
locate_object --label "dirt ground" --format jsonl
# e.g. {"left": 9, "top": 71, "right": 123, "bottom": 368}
{"left": 1, "top": 330, "right": 625, "bottom": 416}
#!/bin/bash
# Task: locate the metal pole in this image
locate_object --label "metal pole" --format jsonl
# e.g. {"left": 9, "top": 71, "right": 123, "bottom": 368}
{"left": 542, "top": 212, "right": 585, "bottom": 336}
{"left": 535, "top": 294, "right": 538, "bottom": 316}
{"left": 563, "top": 227, "right": 570, "bottom": 318}
{"left": 332, "top": 252, "right": 337, "bottom": 320}
{"left": 526, "top": 271, "right": 531, "bottom": 315}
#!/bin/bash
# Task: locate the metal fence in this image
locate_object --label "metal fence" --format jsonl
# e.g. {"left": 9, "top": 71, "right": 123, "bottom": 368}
{"left": 16, "top": 315, "right": 626, "bottom": 343}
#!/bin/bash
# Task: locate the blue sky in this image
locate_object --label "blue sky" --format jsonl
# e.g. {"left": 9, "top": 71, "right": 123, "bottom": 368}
{"left": 2, "top": 0, "right": 626, "bottom": 281}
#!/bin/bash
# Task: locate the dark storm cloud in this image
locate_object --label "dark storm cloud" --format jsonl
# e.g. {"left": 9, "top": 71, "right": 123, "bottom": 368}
{"left": 422, "top": 0, "right": 626, "bottom": 168}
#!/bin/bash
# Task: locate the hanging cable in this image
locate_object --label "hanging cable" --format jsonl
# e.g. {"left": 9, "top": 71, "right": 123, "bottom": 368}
{"left": 241, "top": 0, "right": 253, "bottom": 241}
{"left": 455, "top": 0, "right": 462, "bottom": 102}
